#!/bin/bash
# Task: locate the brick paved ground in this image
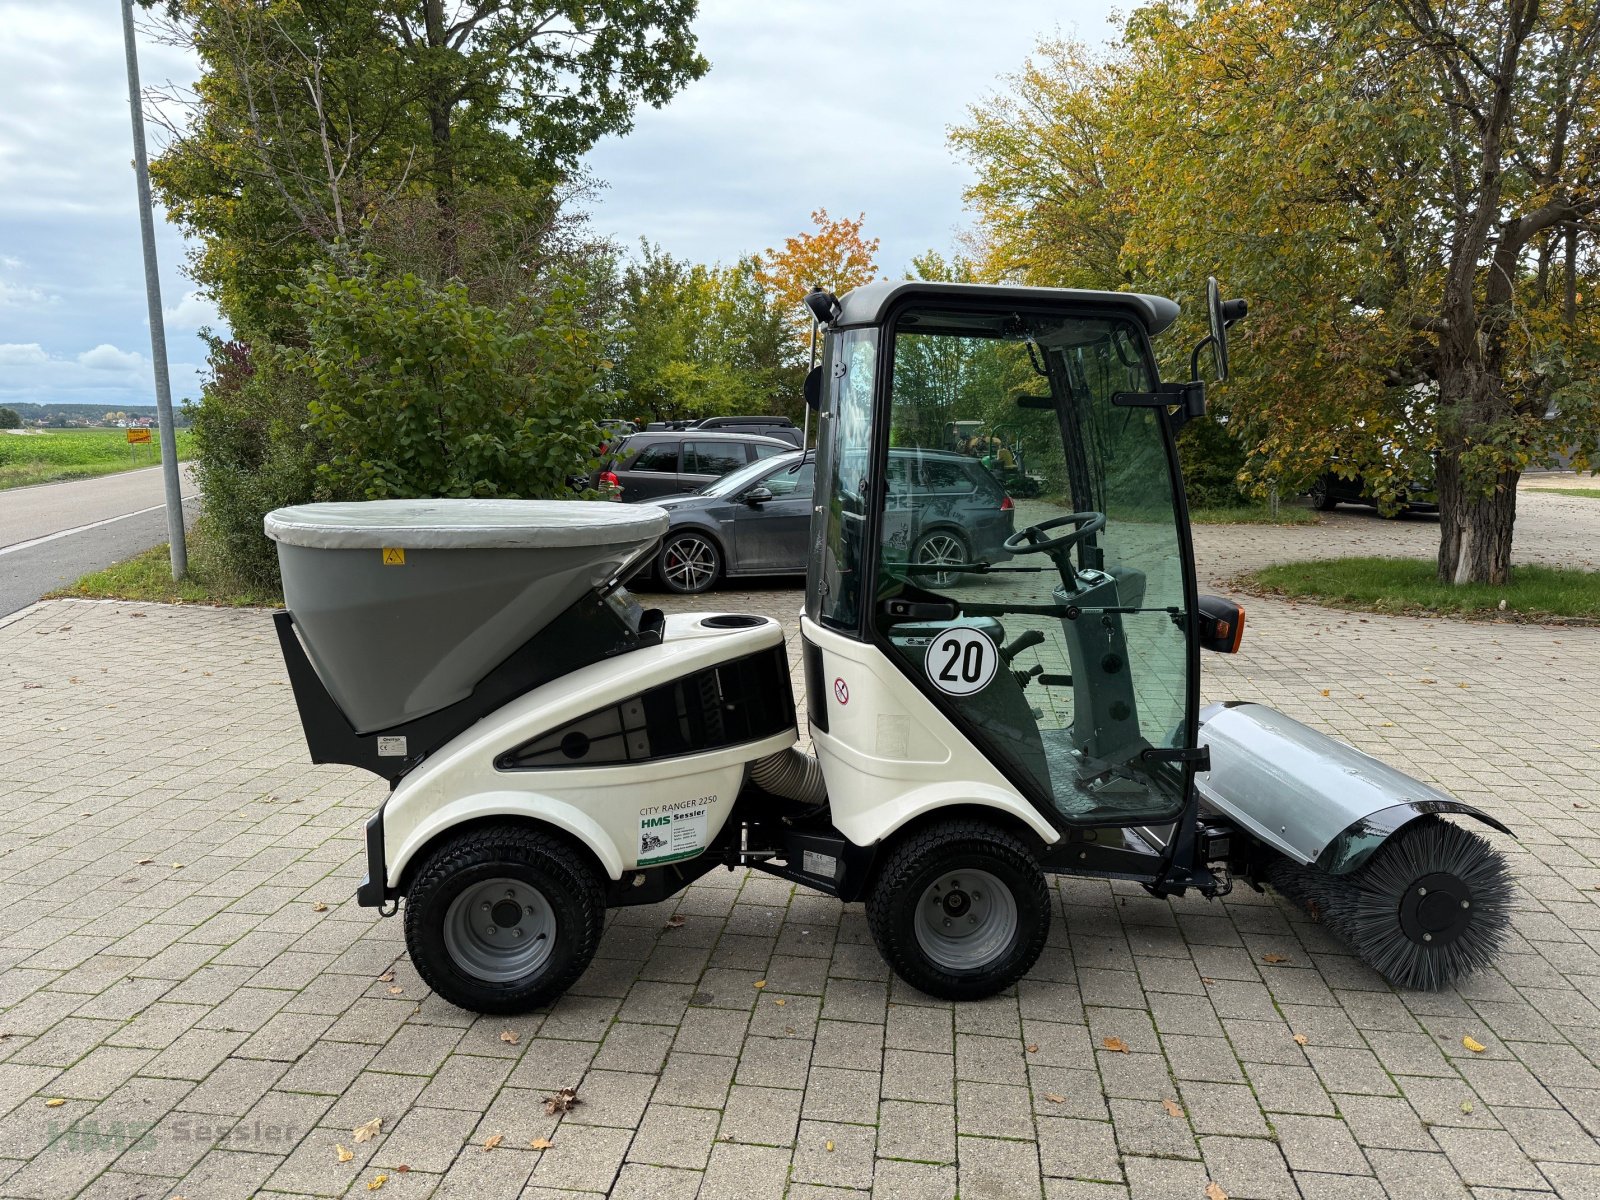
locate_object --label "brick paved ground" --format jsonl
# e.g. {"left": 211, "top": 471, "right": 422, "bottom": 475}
{"left": 1, "top": 482, "right": 1597, "bottom": 1199}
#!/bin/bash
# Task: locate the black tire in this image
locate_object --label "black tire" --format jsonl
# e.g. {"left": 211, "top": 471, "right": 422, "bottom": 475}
{"left": 403, "top": 824, "right": 605, "bottom": 1015}
{"left": 657, "top": 531, "right": 722, "bottom": 594}
{"left": 865, "top": 819, "right": 1050, "bottom": 1001}
{"left": 911, "top": 528, "right": 972, "bottom": 589}
{"left": 1308, "top": 476, "right": 1339, "bottom": 511}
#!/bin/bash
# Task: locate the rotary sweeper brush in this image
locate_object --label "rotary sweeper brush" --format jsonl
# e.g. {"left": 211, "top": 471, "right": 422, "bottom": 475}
{"left": 266, "top": 278, "right": 1515, "bottom": 1014}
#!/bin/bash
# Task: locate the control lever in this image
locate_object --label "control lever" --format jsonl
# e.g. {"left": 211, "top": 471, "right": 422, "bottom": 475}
{"left": 1012, "top": 662, "right": 1045, "bottom": 689}
{"left": 1001, "top": 628, "right": 1045, "bottom": 663}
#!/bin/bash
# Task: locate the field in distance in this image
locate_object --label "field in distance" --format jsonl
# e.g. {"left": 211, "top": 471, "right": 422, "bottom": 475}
{"left": 0, "top": 427, "right": 195, "bottom": 490}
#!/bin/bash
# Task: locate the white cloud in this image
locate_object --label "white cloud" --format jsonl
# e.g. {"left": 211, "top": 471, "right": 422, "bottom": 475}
{"left": 0, "top": 342, "right": 49, "bottom": 365}
{"left": 163, "top": 290, "right": 220, "bottom": 333}
{"left": 78, "top": 343, "right": 147, "bottom": 372}
{"left": 0, "top": 278, "right": 53, "bottom": 307}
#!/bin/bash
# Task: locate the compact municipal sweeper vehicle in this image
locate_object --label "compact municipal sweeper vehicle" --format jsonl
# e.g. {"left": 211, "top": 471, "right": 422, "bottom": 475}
{"left": 267, "top": 278, "right": 1514, "bottom": 1014}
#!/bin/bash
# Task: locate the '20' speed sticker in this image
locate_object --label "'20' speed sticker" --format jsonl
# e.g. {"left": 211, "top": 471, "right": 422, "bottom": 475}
{"left": 925, "top": 627, "right": 998, "bottom": 696}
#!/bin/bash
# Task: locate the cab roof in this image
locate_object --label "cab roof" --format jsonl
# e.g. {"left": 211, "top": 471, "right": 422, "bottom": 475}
{"left": 831, "top": 280, "right": 1180, "bottom": 337}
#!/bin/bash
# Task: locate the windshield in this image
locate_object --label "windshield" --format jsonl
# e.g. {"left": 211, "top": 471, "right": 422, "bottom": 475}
{"left": 700, "top": 452, "right": 799, "bottom": 497}
{"left": 820, "top": 304, "right": 1192, "bottom": 828}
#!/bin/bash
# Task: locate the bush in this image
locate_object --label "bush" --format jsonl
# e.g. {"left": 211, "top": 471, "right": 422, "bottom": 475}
{"left": 0, "top": 406, "right": 19, "bottom": 428}
{"left": 293, "top": 262, "right": 604, "bottom": 501}
{"left": 187, "top": 340, "right": 327, "bottom": 594}
{"left": 1176, "top": 415, "right": 1250, "bottom": 508}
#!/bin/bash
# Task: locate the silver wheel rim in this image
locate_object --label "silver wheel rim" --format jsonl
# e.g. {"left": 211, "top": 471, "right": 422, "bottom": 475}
{"left": 664, "top": 536, "right": 717, "bottom": 591}
{"left": 443, "top": 877, "right": 556, "bottom": 983}
{"left": 916, "top": 533, "right": 966, "bottom": 586}
{"left": 913, "top": 869, "right": 1018, "bottom": 972}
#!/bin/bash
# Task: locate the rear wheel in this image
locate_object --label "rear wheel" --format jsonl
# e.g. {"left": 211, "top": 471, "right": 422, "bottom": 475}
{"left": 404, "top": 824, "right": 604, "bottom": 1014}
{"left": 912, "top": 529, "right": 971, "bottom": 588}
{"left": 1308, "top": 476, "right": 1339, "bottom": 511}
{"left": 658, "top": 532, "right": 722, "bottom": 594}
{"left": 866, "top": 819, "right": 1050, "bottom": 1000}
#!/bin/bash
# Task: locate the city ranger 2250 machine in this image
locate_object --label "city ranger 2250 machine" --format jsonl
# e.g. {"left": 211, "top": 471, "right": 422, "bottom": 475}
{"left": 267, "top": 279, "right": 1514, "bottom": 1013}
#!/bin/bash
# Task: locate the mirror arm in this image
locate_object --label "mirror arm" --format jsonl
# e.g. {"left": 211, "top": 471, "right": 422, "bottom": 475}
{"left": 1189, "top": 334, "right": 1218, "bottom": 384}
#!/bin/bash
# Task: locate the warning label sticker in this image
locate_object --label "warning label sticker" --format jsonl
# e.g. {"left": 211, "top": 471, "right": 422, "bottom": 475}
{"left": 637, "top": 801, "right": 709, "bottom": 867}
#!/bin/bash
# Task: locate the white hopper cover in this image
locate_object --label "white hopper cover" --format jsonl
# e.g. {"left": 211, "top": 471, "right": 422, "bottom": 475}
{"left": 264, "top": 498, "right": 668, "bottom": 550}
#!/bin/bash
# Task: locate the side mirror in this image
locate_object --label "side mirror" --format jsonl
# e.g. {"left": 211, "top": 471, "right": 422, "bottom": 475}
{"left": 1196, "top": 595, "right": 1245, "bottom": 653}
{"left": 804, "top": 365, "right": 823, "bottom": 411}
{"left": 1197, "top": 276, "right": 1249, "bottom": 383}
{"left": 744, "top": 486, "right": 774, "bottom": 506}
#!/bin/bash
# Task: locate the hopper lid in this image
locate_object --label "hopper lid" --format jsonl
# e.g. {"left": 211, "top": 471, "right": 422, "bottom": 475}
{"left": 264, "top": 498, "right": 669, "bottom": 551}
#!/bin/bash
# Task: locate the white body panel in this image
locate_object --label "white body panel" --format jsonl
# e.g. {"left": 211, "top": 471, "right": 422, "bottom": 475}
{"left": 384, "top": 614, "right": 796, "bottom": 885}
{"left": 802, "top": 616, "right": 1060, "bottom": 848}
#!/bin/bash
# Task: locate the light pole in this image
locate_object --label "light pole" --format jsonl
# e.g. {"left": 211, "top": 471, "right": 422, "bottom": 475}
{"left": 120, "top": 0, "right": 187, "bottom": 579}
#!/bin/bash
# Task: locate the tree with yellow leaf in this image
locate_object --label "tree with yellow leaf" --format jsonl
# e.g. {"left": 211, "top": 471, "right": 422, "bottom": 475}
{"left": 759, "top": 209, "right": 882, "bottom": 353}
{"left": 955, "top": 0, "right": 1600, "bottom": 586}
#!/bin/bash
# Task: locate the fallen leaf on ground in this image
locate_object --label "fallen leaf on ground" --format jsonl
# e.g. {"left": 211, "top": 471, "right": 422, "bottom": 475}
{"left": 378, "top": 972, "right": 394, "bottom": 982}
{"left": 1462, "top": 1035, "right": 1486, "bottom": 1053}
{"left": 352, "top": 1117, "right": 382, "bottom": 1143}
{"left": 1200, "top": 977, "right": 1216, "bottom": 986}
{"left": 774, "top": 998, "right": 786, "bottom": 1007}
{"left": 1460, "top": 1099, "right": 1473, "bottom": 1114}
{"left": 1320, "top": 689, "right": 1330, "bottom": 697}
{"left": 1102, "top": 1037, "right": 1130, "bottom": 1053}
{"left": 500, "top": 1030, "right": 518, "bottom": 1044}
{"left": 1420, "top": 677, "right": 1436, "bottom": 684}
{"left": 335, "top": 1144, "right": 353, "bottom": 1163}
{"left": 396, "top": 1164, "right": 410, "bottom": 1173}
{"left": 1043, "top": 1092, "right": 1067, "bottom": 1104}
{"left": 544, "top": 1087, "right": 581, "bottom": 1115}
{"left": 1026, "top": 1044, "right": 1039, "bottom": 1053}
{"left": 663, "top": 914, "right": 685, "bottom": 929}
{"left": 530, "top": 1138, "right": 553, "bottom": 1150}
{"left": 1205, "top": 1182, "right": 1229, "bottom": 1200}
{"left": 21, "top": 683, "right": 42, "bottom": 690}
{"left": 825, "top": 1140, "right": 834, "bottom": 1152}
{"left": 483, "top": 1134, "right": 503, "bottom": 1151}
{"left": 366, "top": 1175, "right": 386, "bottom": 1192}
{"left": 1261, "top": 953, "right": 1290, "bottom": 964}
{"left": 311, "top": 901, "right": 328, "bottom": 913}
{"left": 388, "top": 986, "right": 403, "bottom": 995}
{"left": 170, "top": 863, "right": 184, "bottom": 870}
{"left": 753, "top": 980, "right": 766, "bottom": 989}
{"left": 1293, "top": 1034, "right": 1309, "bottom": 1046}
{"left": 135, "top": 858, "right": 153, "bottom": 865}
{"left": 1161, "top": 1098, "right": 1183, "bottom": 1118}
{"left": 44, "top": 1099, "right": 65, "bottom": 1108}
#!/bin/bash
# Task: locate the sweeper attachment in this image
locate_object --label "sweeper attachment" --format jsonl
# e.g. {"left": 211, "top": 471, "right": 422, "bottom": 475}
{"left": 267, "top": 277, "right": 1515, "bottom": 1014}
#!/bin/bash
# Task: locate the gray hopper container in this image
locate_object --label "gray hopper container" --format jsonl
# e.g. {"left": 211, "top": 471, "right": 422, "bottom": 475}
{"left": 265, "top": 499, "right": 668, "bottom": 734}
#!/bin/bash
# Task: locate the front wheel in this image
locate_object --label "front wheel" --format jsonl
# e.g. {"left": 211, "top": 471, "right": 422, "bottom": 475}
{"left": 1308, "top": 476, "right": 1339, "bottom": 511}
{"left": 912, "top": 529, "right": 971, "bottom": 589}
{"left": 658, "top": 531, "right": 722, "bottom": 594}
{"left": 404, "top": 824, "right": 605, "bottom": 1014}
{"left": 865, "top": 820, "right": 1050, "bottom": 1000}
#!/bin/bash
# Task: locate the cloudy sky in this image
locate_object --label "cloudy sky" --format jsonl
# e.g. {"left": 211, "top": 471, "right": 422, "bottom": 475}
{"left": 0, "top": 0, "right": 1117, "bottom": 411}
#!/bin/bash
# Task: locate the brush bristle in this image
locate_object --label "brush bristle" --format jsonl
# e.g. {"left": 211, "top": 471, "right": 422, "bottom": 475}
{"left": 1268, "top": 817, "right": 1513, "bottom": 990}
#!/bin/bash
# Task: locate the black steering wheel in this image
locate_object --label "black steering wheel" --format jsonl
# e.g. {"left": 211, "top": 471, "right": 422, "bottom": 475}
{"left": 1003, "top": 511, "right": 1106, "bottom": 556}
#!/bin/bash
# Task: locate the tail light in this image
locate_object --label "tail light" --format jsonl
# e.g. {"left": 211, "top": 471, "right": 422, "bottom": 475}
{"left": 599, "top": 471, "right": 621, "bottom": 499}
{"left": 1000, "top": 494, "right": 1014, "bottom": 511}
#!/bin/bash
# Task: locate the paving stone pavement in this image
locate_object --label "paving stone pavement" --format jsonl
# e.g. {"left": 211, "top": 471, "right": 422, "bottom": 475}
{"left": 2, "top": 482, "right": 1598, "bottom": 1199}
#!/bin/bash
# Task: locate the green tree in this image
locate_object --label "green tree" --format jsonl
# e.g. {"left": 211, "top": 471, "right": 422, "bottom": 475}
{"left": 0, "top": 407, "right": 20, "bottom": 429}
{"left": 146, "top": 0, "right": 708, "bottom": 339}
{"left": 608, "top": 244, "right": 798, "bottom": 423}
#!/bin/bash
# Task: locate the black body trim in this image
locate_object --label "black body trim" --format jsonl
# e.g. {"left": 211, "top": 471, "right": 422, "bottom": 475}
{"left": 356, "top": 808, "right": 388, "bottom": 907}
{"left": 494, "top": 643, "right": 794, "bottom": 771}
{"left": 274, "top": 589, "right": 656, "bottom": 783}
{"left": 801, "top": 635, "right": 828, "bottom": 733}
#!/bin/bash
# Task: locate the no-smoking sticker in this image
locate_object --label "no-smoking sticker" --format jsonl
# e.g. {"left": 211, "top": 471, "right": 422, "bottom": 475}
{"left": 925, "top": 627, "right": 998, "bottom": 696}
{"left": 833, "top": 677, "right": 850, "bottom": 705}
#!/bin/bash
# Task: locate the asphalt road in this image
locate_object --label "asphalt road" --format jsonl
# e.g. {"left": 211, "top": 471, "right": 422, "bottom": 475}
{"left": 0, "top": 465, "right": 198, "bottom": 617}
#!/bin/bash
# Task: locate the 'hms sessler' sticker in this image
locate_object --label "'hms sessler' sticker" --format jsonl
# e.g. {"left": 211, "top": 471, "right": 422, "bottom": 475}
{"left": 638, "top": 800, "right": 709, "bottom": 866}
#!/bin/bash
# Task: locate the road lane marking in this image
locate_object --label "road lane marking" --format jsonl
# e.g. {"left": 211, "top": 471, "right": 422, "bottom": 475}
{"left": 0, "top": 498, "right": 195, "bottom": 557}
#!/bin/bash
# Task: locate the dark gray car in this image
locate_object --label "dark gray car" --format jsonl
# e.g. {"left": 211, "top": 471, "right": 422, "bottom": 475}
{"left": 638, "top": 448, "right": 1015, "bottom": 594}
{"left": 598, "top": 430, "right": 794, "bottom": 502}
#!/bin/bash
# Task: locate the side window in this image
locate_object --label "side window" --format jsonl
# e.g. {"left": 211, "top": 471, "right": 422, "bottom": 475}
{"left": 751, "top": 441, "right": 787, "bottom": 460}
{"left": 807, "top": 327, "right": 879, "bottom": 631}
{"left": 685, "top": 442, "right": 746, "bottom": 477}
{"left": 765, "top": 462, "right": 815, "bottom": 498}
{"left": 923, "top": 459, "right": 974, "bottom": 493}
{"left": 629, "top": 442, "right": 678, "bottom": 473}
